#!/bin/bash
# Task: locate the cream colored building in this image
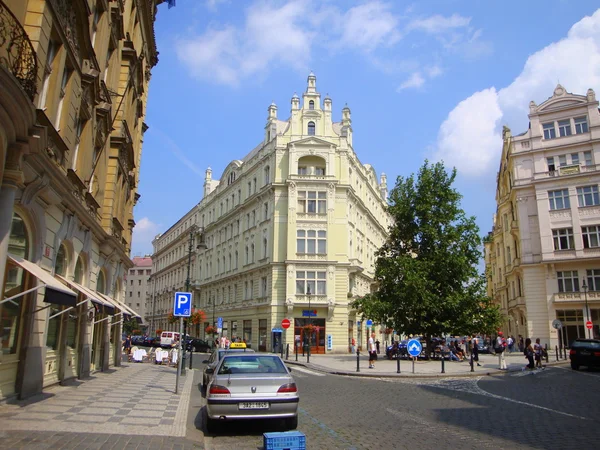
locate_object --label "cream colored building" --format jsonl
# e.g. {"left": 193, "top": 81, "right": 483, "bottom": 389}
{"left": 125, "top": 256, "right": 152, "bottom": 328}
{"left": 0, "top": 0, "right": 162, "bottom": 401}
{"left": 485, "top": 85, "right": 600, "bottom": 348}
{"left": 149, "top": 73, "right": 391, "bottom": 353}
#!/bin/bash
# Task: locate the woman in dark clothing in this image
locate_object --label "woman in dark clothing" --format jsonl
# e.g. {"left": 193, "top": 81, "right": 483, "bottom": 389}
{"left": 524, "top": 338, "right": 535, "bottom": 370}
{"left": 472, "top": 337, "right": 481, "bottom": 366}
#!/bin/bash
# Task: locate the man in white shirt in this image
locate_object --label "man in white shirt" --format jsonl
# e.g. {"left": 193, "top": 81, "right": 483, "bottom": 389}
{"left": 368, "top": 332, "right": 377, "bottom": 369}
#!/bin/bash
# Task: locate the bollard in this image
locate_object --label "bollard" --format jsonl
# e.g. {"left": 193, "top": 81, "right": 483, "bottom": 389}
{"left": 441, "top": 355, "right": 445, "bottom": 374}
{"left": 544, "top": 344, "right": 549, "bottom": 363}
{"left": 470, "top": 353, "right": 474, "bottom": 372}
{"left": 555, "top": 345, "right": 558, "bottom": 361}
{"left": 281, "top": 343, "right": 284, "bottom": 360}
{"left": 412, "top": 357, "right": 415, "bottom": 374}
{"left": 189, "top": 349, "right": 193, "bottom": 370}
{"left": 295, "top": 343, "right": 298, "bottom": 362}
{"left": 356, "top": 349, "right": 360, "bottom": 372}
{"left": 397, "top": 357, "right": 401, "bottom": 374}
{"left": 286, "top": 343, "right": 289, "bottom": 360}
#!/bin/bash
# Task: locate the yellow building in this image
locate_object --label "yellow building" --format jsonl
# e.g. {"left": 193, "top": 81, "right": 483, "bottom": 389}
{"left": 0, "top": 0, "right": 163, "bottom": 400}
{"left": 485, "top": 85, "right": 600, "bottom": 348}
{"left": 149, "top": 73, "right": 392, "bottom": 353}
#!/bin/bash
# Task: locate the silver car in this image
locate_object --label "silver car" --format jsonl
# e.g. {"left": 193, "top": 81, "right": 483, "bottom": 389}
{"left": 204, "top": 354, "right": 299, "bottom": 432}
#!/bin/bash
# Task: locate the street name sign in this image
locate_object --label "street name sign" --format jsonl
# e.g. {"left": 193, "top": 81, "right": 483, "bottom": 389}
{"left": 173, "top": 292, "right": 192, "bottom": 317}
{"left": 407, "top": 339, "right": 422, "bottom": 357}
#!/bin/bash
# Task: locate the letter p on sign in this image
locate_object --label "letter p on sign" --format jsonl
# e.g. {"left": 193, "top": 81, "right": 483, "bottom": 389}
{"left": 173, "top": 292, "right": 192, "bottom": 317}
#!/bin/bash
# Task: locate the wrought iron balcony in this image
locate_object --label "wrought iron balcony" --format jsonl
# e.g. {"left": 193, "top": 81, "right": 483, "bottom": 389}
{"left": 0, "top": 0, "right": 38, "bottom": 100}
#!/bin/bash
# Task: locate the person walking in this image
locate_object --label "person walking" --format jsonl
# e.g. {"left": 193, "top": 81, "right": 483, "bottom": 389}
{"left": 368, "top": 332, "right": 377, "bottom": 369}
{"left": 496, "top": 332, "right": 507, "bottom": 370}
{"left": 524, "top": 338, "right": 535, "bottom": 371}
{"left": 472, "top": 336, "right": 481, "bottom": 366}
{"left": 507, "top": 335, "right": 514, "bottom": 353}
{"left": 351, "top": 337, "right": 356, "bottom": 354}
{"left": 375, "top": 339, "right": 381, "bottom": 354}
{"left": 534, "top": 338, "right": 543, "bottom": 369}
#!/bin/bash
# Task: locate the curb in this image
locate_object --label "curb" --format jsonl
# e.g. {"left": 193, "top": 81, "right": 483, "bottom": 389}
{"left": 285, "top": 359, "right": 570, "bottom": 379}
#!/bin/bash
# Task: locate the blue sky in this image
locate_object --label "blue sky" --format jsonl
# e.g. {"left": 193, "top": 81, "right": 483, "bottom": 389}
{"left": 131, "top": 0, "right": 600, "bottom": 256}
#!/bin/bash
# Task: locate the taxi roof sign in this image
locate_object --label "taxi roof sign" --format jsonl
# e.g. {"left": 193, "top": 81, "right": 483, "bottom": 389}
{"left": 229, "top": 342, "right": 246, "bottom": 349}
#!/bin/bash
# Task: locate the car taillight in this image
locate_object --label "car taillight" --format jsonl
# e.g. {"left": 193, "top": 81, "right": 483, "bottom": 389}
{"left": 594, "top": 352, "right": 600, "bottom": 357}
{"left": 209, "top": 385, "right": 231, "bottom": 395}
{"left": 277, "top": 383, "right": 297, "bottom": 393}
{"left": 569, "top": 350, "right": 576, "bottom": 355}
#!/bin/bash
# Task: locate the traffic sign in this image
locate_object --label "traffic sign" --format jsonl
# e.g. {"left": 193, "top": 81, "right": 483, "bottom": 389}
{"left": 281, "top": 318, "right": 291, "bottom": 329}
{"left": 586, "top": 320, "right": 593, "bottom": 330}
{"left": 552, "top": 319, "right": 563, "bottom": 330}
{"left": 366, "top": 319, "right": 373, "bottom": 327}
{"left": 217, "top": 317, "right": 223, "bottom": 328}
{"left": 173, "top": 292, "right": 192, "bottom": 317}
{"left": 407, "top": 339, "right": 422, "bottom": 357}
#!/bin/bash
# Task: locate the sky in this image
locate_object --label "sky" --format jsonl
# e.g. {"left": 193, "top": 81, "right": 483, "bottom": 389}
{"left": 131, "top": 0, "right": 600, "bottom": 257}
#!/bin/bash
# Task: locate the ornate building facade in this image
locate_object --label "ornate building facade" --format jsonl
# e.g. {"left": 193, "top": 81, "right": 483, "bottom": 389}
{"left": 125, "top": 256, "right": 152, "bottom": 328}
{"left": 149, "top": 74, "right": 391, "bottom": 353}
{"left": 485, "top": 85, "right": 600, "bottom": 348}
{"left": 0, "top": 0, "right": 163, "bottom": 400}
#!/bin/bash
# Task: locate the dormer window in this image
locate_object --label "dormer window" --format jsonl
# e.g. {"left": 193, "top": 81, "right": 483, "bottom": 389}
{"left": 227, "top": 171, "right": 236, "bottom": 185}
{"left": 308, "top": 121, "right": 315, "bottom": 136}
{"left": 309, "top": 100, "right": 315, "bottom": 110}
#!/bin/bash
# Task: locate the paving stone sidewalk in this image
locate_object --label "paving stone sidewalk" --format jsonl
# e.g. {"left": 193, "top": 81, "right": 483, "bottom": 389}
{"left": 0, "top": 362, "right": 203, "bottom": 449}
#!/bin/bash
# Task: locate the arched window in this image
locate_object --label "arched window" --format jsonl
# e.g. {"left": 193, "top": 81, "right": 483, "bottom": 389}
{"left": 97, "top": 270, "right": 106, "bottom": 294}
{"left": 309, "top": 100, "right": 314, "bottom": 110}
{"left": 235, "top": 251, "right": 239, "bottom": 269}
{"left": 55, "top": 244, "right": 68, "bottom": 277}
{"left": 74, "top": 256, "right": 84, "bottom": 284}
{"left": 308, "top": 121, "right": 315, "bottom": 136}
{"left": 245, "top": 246, "right": 249, "bottom": 264}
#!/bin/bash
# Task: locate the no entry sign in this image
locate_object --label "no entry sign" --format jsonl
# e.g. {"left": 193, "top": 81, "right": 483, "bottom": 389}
{"left": 586, "top": 320, "right": 593, "bottom": 330}
{"left": 281, "top": 318, "right": 291, "bottom": 329}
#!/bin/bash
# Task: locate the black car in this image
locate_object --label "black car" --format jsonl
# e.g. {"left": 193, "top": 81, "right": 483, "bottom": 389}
{"left": 569, "top": 339, "right": 600, "bottom": 370}
{"left": 186, "top": 338, "right": 211, "bottom": 353}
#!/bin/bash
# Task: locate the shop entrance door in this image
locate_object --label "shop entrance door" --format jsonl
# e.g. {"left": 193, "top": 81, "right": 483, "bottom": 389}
{"left": 294, "top": 318, "right": 326, "bottom": 354}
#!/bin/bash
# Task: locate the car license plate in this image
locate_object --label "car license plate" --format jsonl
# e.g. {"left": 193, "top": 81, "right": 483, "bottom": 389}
{"left": 239, "top": 402, "right": 269, "bottom": 410}
{"left": 580, "top": 351, "right": 591, "bottom": 355}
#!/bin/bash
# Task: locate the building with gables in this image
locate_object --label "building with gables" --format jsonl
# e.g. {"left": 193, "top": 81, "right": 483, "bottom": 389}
{"left": 148, "top": 73, "right": 392, "bottom": 353}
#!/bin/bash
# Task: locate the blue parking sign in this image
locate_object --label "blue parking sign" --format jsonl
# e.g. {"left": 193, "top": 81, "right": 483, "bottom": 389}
{"left": 173, "top": 292, "right": 192, "bottom": 317}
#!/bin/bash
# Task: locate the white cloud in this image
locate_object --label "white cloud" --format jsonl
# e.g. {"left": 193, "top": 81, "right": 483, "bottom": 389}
{"left": 433, "top": 8, "right": 600, "bottom": 177}
{"left": 335, "top": 2, "right": 401, "bottom": 52}
{"left": 131, "top": 217, "right": 161, "bottom": 256}
{"left": 426, "top": 65, "right": 443, "bottom": 78}
{"left": 407, "top": 13, "right": 471, "bottom": 34}
{"left": 397, "top": 71, "right": 425, "bottom": 90}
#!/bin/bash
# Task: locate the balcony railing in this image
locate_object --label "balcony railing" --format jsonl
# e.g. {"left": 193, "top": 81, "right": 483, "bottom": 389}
{"left": 514, "top": 164, "right": 600, "bottom": 186}
{"left": 0, "top": 0, "right": 38, "bottom": 100}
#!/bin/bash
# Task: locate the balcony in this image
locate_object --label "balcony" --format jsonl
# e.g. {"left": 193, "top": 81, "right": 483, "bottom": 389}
{"left": 0, "top": 0, "right": 38, "bottom": 100}
{"left": 514, "top": 164, "right": 600, "bottom": 186}
{"left": 508, "top": 296, "right": 525, "bottom": 309}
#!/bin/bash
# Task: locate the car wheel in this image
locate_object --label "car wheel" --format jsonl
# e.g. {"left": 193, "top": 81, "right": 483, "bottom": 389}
{"left": 571, "top": 362, "right": 579, "bottom": 370}
{"left": 285, "top": 416, "right": 298, "bottom": 430}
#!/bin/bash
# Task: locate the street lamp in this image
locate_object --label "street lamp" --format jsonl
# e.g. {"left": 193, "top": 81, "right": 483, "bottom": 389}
{"left": 306, "top": 284, "right": 311, "bottom": 363}
{"left": 582, "top": 280, "right": 591, "bottom": 339}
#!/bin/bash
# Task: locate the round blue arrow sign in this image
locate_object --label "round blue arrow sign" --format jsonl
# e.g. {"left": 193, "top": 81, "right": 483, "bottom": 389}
{"left": 407, "top": 339, "right": 422, "bottom": 357}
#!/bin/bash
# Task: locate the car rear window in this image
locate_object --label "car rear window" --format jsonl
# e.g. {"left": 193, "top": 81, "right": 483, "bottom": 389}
{"left": 571, "top": 340, "right": 600, "bottom": 349}
{"left": 218, "top": 356, "right": 287, "bottom": 375}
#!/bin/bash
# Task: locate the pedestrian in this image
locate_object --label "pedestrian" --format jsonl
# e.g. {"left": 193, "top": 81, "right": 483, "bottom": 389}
{"left": 507, "top": 335, "right": 514, "bottom": 353}
{"left": 496, "top": 332, "right": 507, "bottom": 370}
{"left": 518, "top": 335, "right": 524, "bottom": 353}
{"left": 375, "top": 339, "right": 381, "bottom": 354}
{"left": 368, "top": 332, "right": 377, "bottom": 369}
{"left": 472, "top": 336, "right": 481, "bottom": 366}
{"left": 123, "top": 335, "right": 132, "bottom": 355}
{"left": 524, "top": 338, "right": 535, "bottom": 370}
{"left": 534, "top": 338, "right": 543, "bottom": 369}
{"left": 351, "top": 337, "right": 356, "bottom": 354}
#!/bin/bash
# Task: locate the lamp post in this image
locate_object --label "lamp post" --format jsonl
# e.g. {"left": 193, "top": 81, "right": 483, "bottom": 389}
{"left": 307, "top": 285, "right": 311, "bottom": 363}
{"left": 582, "top": 280, "right": 591, "bottom": 339}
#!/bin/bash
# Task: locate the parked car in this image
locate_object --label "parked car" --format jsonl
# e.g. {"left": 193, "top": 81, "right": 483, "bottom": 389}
{"left": 187, "top": 338, "right": 211, "bottom": 353}
{"left": 202, "top": 343, "right": 255, "bottom": 389}
{"left": 143, "top": 336, "right": 159, "bottom": 347}
{"left": 569, "top": 338, "right": 600, "bottom": 370}
{"left": 204, "top": 353, "right": 299, "bottom": 433}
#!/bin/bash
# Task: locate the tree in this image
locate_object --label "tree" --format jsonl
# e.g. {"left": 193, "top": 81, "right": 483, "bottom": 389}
{"left": 122, "top": 317, "right": 139, "bottom": 335}
{"left": 353, "top": 161, "right": 501, "bottom": 346}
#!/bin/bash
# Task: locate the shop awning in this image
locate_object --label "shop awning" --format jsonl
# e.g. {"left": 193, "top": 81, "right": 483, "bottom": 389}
{"left": 97, "top": 292, "right": 142, "bottom": 323}
{"left": 56, "top": 275, "right": 115, "bottom": 315}
{"left": 7, "top": 255, "right": 77, "bottom": 307}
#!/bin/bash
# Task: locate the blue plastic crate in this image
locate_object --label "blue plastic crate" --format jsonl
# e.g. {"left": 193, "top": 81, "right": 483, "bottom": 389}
{"left": 263, "top": 431, "right": 306, "bottom": 450}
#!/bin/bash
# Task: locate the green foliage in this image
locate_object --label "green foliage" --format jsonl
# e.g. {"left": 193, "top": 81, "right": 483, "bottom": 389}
{"left": 353, "top": 161, "right": 501, "bottom": 338}
{"left": 122, "top": 318, "right": 138, "bottom": 335}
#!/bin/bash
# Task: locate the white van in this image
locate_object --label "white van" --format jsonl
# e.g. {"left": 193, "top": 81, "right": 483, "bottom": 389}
{"left": 160, "top": 331, "right": 180, "bottom": 348}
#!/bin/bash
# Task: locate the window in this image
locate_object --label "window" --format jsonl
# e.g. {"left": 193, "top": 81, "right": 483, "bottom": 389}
{"left": 244, "top": 281, "right": 249, "bottom": 300}
{"left": 505, "top": 246, "right": 511, "bottom": 266}
{"left": 586, "top": 269, "right": 600, "bottom": 291}
{"left": 264, "top": 166, "right": 270, "bottom": 185}
{"left": 261, "top": 276, "right": 268, "bottom": 297}
{"left": 264, "top": 202, "right": 268, "bottom": 220}
{"left": 547, "top": 157, "right": 556, "bottom": 173}
{"left": 582, "top": 226, "right": 600, "bottom": 249}
{"left": 137, "top": 291, "right": 140, "bottom": 297}
{"left": 584, "top": 151, "right": 593, "bottom": 167}
{"left": 253, "top": 178, "right": 257, "bottom": 193}
{"left": 298, "top": 166, "right": 308, "bottom": 175}
{"left": 130, "top": 279, "right": 133, "bottom": 286}
{"left": 309, "top": 100, "right": 315, "bottom": 110}
{"left": 296, "top": 230, "right": 327, "bottom": 254}
{"left": 129, "top": 291, "right": 132, "bottom": 297}
{"left": 234, "top": 251, "right": 238, "bottom": 269}
{"left": 297, "top": 191, "right": 327, "bottom": 214}
{"left": 577, "top": 185, "right": 600, "bottom": 207}
{"left": 138, "top": 280, "right": 141, "bottom": 286}
{"left": 315, "top": 167, "right": 325, "bottom": 176}
{"left": 308, "top": 121, "right": 315, "bottom": 136}
{"left": 575, "top": 116, "right": 589, "bottom": 134}
{"left": 571, "top": 153, "right": 580, "bottom": 166}
{"left": 557, "top": 271, "right": 579, "bottom": 293}
{"left": 251, "top": 211, "right": 256, "bottom": 226}
{"left": 548, "top": 189, "right": 570, "bottom": 210}
{"left": 543, "top": 122, "right": 556, "bottom": 139}
{"left": 248, "top": 182, "right": 252, "bottom": 197}
{"left": 559, "top": 155, "right": 567, "bottom": 167}
{"left": 263, "top": 238, "right": 268, "bottom": 258}
{"left": 558, "top": 119, "right": 572, "bottom": 137}
{"left": 296, "top": 271, "right": 326, "bottom": 295}
{"left": 251, "top": 244, "right": 255, "bottom": 262}
{"left": 552, "top": 228, "right": 574, "bottom": 250}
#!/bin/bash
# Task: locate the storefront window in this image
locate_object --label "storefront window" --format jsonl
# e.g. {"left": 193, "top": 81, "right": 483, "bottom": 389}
{"left": 97, "top": 270, "right": 105, "bottom": 294}
{"left": 66, "top": 311, "right": 77, "bottom": 348}
{"left": 259, "top": 319, "right": 267, "bottom": 352}
{"left": 556, "top": 309, "right": 585, "bottom": 347}
{"left": 1, "top": 214, "right": 29, "bottom": 354}
{"left": 46, "top": 306, "right": 62, "bottom": 350}
{"left": 243, "top": 320, "right": 252, "bottom": 346}
{"left": 231, "top": 320, "right": 238, "bottom": 340}
{"left": 74, "top": 257, "right": 84, "bottom": 284}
